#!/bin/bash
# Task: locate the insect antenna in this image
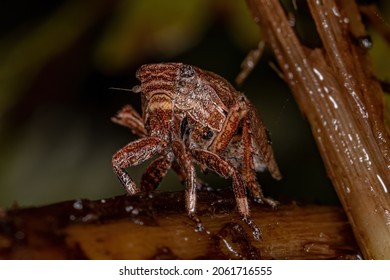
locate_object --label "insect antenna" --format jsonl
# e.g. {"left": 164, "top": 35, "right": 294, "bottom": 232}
{"left": 109, "top": 85, "right": 142, "bottom": 93}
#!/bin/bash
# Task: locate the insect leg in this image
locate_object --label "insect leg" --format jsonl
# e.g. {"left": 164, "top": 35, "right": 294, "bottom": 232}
{"left": 210, "top": 97, "right": 247, "bottom": 154}
{"left": 171, "top": 161, "right": 208, "bottom": 190}
{"left": 191, "top": 149, "right": 261, "bottom": 239}
{"left": 248, "top": 107, "right": 282, "bottom": 181}
{"left": 141, "top": 156, "right": 206, "bottom": 191}
{"left": 235, "top": 40, "right": 266, "bottom": 86}
{"left": 111, "top": 104, "right": 148, "bottom": 137}
{"left": 171, "top": 140, "right": 203, "bottom": 230}
{"left": 242, "top": 113, "right": 279, "bottom": 208}
{"left": 112, "top": 137, "right": 167, "bottom": 195}
{"left": 140, "top": 154, "right": 173, "bottom": 191}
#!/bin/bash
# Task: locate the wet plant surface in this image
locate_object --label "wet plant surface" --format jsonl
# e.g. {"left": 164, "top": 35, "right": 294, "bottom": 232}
{"left": 0, "top": 190, "right": 360, "bottom": 259}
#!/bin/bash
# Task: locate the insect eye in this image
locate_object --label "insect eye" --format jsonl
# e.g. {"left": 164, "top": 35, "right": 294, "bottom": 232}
{"left": 202, "top": 130, "right": 214, "bottom": 140}
{"left": 179, "top": 65, "right": 195, "bottom": 78}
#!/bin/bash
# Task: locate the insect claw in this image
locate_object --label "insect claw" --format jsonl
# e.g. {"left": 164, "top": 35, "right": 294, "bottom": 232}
{"left": 253, "top": 196, "right": 279, "bottom": 209}
{"left": 253, "top": 197, "right": 264, "bottom": 204}
{"left": 194, "top": 222, "right": 205, "bottom": 233}
{"left": 264, "top": 198, "right": 279, "bottom": 209}
{"left": 188, "top": 212, "right": 205, "bottom": 232}
{"left": 242, "top": 217, "right": 262, "bottom": 240}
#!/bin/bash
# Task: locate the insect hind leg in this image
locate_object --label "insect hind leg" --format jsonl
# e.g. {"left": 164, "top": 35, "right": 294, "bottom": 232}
{"left": 191, "top": 148, "right": 262, "bottom": 239}
{"left": 140, "top": 154, "right": 173, "bottom": 191}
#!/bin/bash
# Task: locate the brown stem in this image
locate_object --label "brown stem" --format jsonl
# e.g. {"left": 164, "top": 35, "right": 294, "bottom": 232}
{"left": 0, "top": 191, "right": 359, "bottom": 259}
{"left": 246, "top": 0, "right": 390, "bottom": 259}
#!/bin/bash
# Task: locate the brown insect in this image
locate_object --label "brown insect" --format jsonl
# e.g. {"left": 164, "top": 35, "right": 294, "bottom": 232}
{"left": 112, "top": 63, "right": 281, "bottom": 239}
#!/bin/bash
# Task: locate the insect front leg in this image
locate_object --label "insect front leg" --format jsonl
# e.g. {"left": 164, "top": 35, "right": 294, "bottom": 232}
{"left": 191, "top": 149, "right": 261, "bottom": 240}
{"left": 169, "top": 161, "right": 206, "bottom": 190}
{"left": 112, "top": 137, "right": 167, "bottom": 195}
{"left": 171, "top": 140, "right": 203, "bottom": 230}
{"left": 113, "top": 107, "right": 201, "bottom": 191}
{"left": 140, "top": 154, "right": 207, "bottom": 192}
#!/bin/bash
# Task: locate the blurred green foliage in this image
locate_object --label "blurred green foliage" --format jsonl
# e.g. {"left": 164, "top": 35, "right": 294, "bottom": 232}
{"left": 0, "top": 0, "right": 388, "bottom": 208}
{"left": 0, "top": 0, "right": 259, "bottom": 114}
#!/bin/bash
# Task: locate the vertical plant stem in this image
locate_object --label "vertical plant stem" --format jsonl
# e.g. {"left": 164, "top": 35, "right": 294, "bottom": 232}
{"left": 246, "top": 0, "right": 390, "bottom": 259}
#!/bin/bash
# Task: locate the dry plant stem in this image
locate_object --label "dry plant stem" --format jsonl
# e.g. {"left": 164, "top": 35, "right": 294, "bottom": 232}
{"left": 246, "top": 0, "right": 390, "bottom": 259}
{"left": 0, "top": 192, "right": 359, "bottom": 260}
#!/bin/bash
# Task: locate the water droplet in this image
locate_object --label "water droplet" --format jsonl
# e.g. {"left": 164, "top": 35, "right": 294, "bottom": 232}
{"left": 384, "top": 209, "right": 390, "bottom": 226}
{"left": 82, "top": 214, "right": 97, "bottom": 223}
{"left": 246, "top": 60, "right": 255, "bottom": 68}
{"left": 332, "top": 118, "right": 339, "bottom": 131}
{"left": 132, "top": 218, "right": 144, "bottom": 225}
{"left": 332, "top": 6, "right": 341, "bottom": 17}
{"left": 125, "top": 205, "right": 134, "bottom": 212}
{"left": 354, "top": 145, "right": 372, "bottom": 167}
{"left": 319, "top": 232, "right": 330, "bottom": 241}
{"left": 357, "top": 35, "right": 372, "bottom": 49}
{"left": 313, "top": 67, "right": 324, "bottom": 81}
{"left": 323, "top": 86, "right": 329, "bottom": 94}
{"left": 377, "top": 174, "right": 388, "bottom": 194}
{"left": 350, "top": 91, "right": 368, "bottom": 118}
{"left": 73, "top": 199, "right": 83, "bottom": 210}
{"left": 131, "top": 208, "right": 139, "bottom": 215}
{"left": 221, "top": 238, "right": 239, "bottom": 257}
{"left": 328, "top": 95, "right": 338, "bottom": 109}
{"left": 100, "top": 199, "right": 106, "bottom": 204}
{"left": 194, "top": 223, "right": 205, "bottom": 233}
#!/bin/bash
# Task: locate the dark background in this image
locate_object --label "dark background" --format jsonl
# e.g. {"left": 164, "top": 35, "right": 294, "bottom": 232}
{"left": 2, "top": 0, "right": 387, "bottom": 208}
